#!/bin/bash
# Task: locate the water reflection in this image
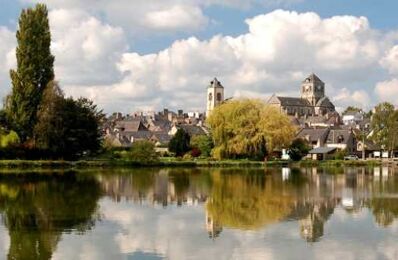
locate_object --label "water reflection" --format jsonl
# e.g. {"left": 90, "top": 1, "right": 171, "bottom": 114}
{"left": 0, "top": 172, "right": 102, "bottom": 260}
{"left": 0, "top": 167, "right": 397, "bottom": 259}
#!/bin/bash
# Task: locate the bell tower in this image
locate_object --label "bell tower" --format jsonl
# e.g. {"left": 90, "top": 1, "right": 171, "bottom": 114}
{"left": 301, "top": 73, "right": 325, "bottom": 106}
{"left": 206, "top": 78, "right": 224, "bottom": 116}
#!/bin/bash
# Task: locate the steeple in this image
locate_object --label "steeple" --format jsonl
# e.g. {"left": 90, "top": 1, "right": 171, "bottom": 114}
{"left": 206, "top": 77, "right": 224, "bottom": 116}
{"left": 301, "top": 73, "right": 325, "bottom": 106}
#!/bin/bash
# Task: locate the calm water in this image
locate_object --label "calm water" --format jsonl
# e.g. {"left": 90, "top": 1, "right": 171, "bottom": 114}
{"left": 0, "top": 167, "right": 398, "bottom": 260}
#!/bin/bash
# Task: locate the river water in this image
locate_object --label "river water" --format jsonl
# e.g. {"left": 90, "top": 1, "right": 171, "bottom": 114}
{"left": 0, "top": 167, "right": 397, "bottom": 260}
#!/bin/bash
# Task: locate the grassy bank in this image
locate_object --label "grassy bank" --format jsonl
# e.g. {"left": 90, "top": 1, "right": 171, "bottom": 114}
{"left": 0, "top": 158, "right": 386, "bottom": 171}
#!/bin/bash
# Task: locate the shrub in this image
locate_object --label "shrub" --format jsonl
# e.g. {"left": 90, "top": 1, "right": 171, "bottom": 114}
{"left": 287, "top": 138, "right": 310, "bottom": 161}
{"left": 129, "top": 140, "right": 159, "bottom": 163}
{"left": 191, "top": 147, "right": 201, "bottom": 158}
{"left": 168, "top": 129, "right": 190, "bottom": 157}
{"left": 190, "top": 135, "right": 213, "bottom": 157}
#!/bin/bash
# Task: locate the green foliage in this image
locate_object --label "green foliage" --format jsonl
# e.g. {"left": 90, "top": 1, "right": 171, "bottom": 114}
{"left": 342, "top": 106, "right": 362, "bottom": 115}
{"left": 288, "top": 138, "right": 310, "bottom": 161}
{"left": 168, "top": 129, "right": 191, "bottom": 156}
{"left": 58, "top": 97, "right": 103, "bottom": 159}
{"left": 333, "top": 149, "right": 348, "bottom": 160}
{"left": 34, "top": 81, "right": 64, "bottom": 153}
{"left": 190, "top": 135, "right": 213, "bottom": 157}
{"left": 128, "top": 140, "right": 159, "bottom": 163}
{"left": 0, "top": 131, "right": 20, "bottom": 148}
{"left": 207, "top": 99, "right": 296, "bottom": 160}
{"left": 371, "top": 102, "right": 398, "bottom": 153}
{"left": 6, "top": 4, "right": 54, "bottom": 141}
{"left": 33, "top": 83, "right": 103, "bottom": 159}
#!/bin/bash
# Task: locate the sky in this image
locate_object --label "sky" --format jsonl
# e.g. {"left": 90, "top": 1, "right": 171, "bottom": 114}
{"left": 1, "top": 0, "right": 398, "bottom": 113}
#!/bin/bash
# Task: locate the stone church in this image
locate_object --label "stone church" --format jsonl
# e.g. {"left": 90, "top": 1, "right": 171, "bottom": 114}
{"left": 267, "top": 73, "right": 335, "bottom": 117}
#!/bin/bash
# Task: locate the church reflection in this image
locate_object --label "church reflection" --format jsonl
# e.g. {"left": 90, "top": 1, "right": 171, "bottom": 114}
{"left": 2, "top": 166, "right": 397, "bottom": 259}
{"left": 97, "top": 167, "right": 398, "bottom": 243}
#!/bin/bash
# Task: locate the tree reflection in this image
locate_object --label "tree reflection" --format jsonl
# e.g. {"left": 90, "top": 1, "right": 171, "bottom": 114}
{"left": 0, "top": 172, "right": 102, "bottom": 260}
{"left": 206, "top": 169, "right": 296, "bottom": 230}
{"left": 369, "top": 198, "right": 398, "bottom": 227}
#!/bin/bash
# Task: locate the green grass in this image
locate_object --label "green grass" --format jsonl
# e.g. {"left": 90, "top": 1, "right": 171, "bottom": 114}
{"left": 0, "top": 158, "right": 386, "bottom": 172}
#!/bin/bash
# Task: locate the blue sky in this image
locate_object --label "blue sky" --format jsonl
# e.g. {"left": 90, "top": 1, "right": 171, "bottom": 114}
{"left": 1, "top": 0, "right": 398, "bottom": 113}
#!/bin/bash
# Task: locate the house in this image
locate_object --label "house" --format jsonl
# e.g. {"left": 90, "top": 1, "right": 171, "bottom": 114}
{"left": 114, "top": 118, "right": 148, "bottom": 132}
{"left": 325, "top": 129, "right": 356, "bottom": 154}
{"left": 296, "top": 128, "right": 330, "bottom": 148}
{"left": 308, "top": 147, "right": 337, "bottom": 160}
{"left": 342, "top": 111, "right": 364, "bottom": 126}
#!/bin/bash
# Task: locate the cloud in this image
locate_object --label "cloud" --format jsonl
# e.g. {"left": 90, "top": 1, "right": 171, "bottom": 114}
{"left": 374, "top": 79, "right": 398, "bottom": 105}
{"left": 0, "top": 26, "right": 16, "bottom": 100}
{"left": 3, "top": 7, "right": 398, "bottom": 112}
{"left": 49, "top": 9, "right": 128, "bottom": 87}
{"left": 79, "top": 10, "right": 385, "bottom": 112}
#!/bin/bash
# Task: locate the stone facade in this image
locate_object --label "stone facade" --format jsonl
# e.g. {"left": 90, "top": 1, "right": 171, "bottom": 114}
{"left": 267, "top": 74, "right": 335, "bottom": 117}
{"left": 206, "top": 78, "right": 224, "bottom": 116}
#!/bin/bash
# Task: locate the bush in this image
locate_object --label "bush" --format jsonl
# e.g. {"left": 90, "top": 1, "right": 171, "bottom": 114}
{"left": 182, "top": 153, "right": 193, "bottom": 160}
{"left": 0, "top": 131, "right": 20, "bottom": 148}
{"left": 190, "top": 135, "right": 213, "bottom": 157}
{"left": 287, "top": 138, "right": 310, "bottom": 161}
{"left": 191, "top": 147, "right": 201, "bottom": 158}
{"left": 333, "top": 149, "right": 348, "bottom": 160}
{"left": 129, "top": 140, "right": 159, "bottom": 163}
{"left": 168, "top": 129, "right": 190, "bottom": 157}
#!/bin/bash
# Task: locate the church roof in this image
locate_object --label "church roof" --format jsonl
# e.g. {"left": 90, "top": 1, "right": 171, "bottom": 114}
{"left": 208, "top": 77, "right": 224, "bottom": 89}
{"left": 275, "top": 96, "right": 312, "bottom": 107}
{"left": 302, "top": 73, "right": 324, "bottom": 84}
{"left": 315, "top": 97, "right": 335, "bottom": 108}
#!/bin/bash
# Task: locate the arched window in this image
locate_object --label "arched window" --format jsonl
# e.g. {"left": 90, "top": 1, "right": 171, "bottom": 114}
{"left": 217, "top": 93, "right": 222, "bottom": 101}
{"left": 208, "top": 93, "right": 213, "bottom": 101}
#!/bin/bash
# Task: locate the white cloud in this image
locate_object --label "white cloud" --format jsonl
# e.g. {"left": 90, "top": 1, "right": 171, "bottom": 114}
{"left": 332, "top": 88, "right": 371, "bottom": 111}
{"left": 0, "top": 27, "right": 16, "bottom": 100}
{"left": 374, "top": 79, "right": 398, "bottom": 105}
{"left": 49, "top": 9, "right": 128, "bottom": 87}
{"left": 381, "top": 45, "right": 398, "bottom": 75}
{"left": 3, "top": 7, "right": 398, "bottom": 112}
{"left": 80, "top": 10, "right": 384, "bottom": 112}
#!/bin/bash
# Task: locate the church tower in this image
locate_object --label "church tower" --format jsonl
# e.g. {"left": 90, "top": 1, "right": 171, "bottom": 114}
{"left": 206, "top": 78, "right": 224, "bottom": 116}
{"left": 301, "top": 73, "right": 325, "bottom": 106}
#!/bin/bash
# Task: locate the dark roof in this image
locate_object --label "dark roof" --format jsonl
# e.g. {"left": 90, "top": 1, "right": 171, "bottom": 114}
{"left": 315, "top": 97, "right": 335, "bottom": 108}
{"left": 296, "top": 128, "right": 330, "bottom": 143}
{"left": 276, "top": 97, "right": 311, "bottom": 107}
{"left": 151, "top": 132, "right": 172, "bottom": 144}
{"left": 309, "top": 147, "right": 337, "bottom": 154}
{"left": 115, "top": 119, "right": 147, "bottom": 132}
{"left": 179, "top": 125, "right": 206, "bottom": 136}
{"left": 326, "top": 129, "right": 353, "bottom": 145}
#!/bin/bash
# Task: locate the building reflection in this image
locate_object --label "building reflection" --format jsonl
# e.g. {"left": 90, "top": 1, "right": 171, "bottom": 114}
{"left": 81, "top": 167, "right": 398, "bottom": 243}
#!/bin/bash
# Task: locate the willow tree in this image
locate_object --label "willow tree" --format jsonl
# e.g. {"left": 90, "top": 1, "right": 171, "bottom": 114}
{"left": 6, "top": 4, "right": 55, "bottom": 141}
{"left": 207, "top": 99, "right": 296, "bottom": 160}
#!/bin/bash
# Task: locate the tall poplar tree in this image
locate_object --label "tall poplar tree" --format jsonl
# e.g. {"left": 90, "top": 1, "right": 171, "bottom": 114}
{"left": 6, "top": 4, "right": 54, "bottom": 141}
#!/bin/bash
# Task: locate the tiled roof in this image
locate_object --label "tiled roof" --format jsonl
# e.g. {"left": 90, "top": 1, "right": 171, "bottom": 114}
{"left": 276, "top": 97, "right": 311, "bottom": 107}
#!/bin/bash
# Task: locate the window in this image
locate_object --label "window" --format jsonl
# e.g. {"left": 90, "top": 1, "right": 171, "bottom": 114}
{"left": 208, "top": 93, "right": 213, "bottom": 101}
{"left": 217, "top": 93, "right": 222, "bottom": 101}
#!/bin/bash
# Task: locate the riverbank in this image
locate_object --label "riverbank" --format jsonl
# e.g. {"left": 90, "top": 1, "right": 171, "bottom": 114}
{"left": 0, "top": 158, "right": 384, "bottom": 171}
